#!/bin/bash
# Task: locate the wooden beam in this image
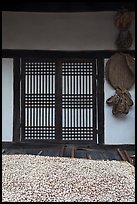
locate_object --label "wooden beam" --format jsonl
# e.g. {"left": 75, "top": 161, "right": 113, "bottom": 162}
{"left": 13, "top": 58, "right": 21, "bottom": 142}
{"left": 117, "top": 148, "right": 127, "bottom": 161}
{"left": 59, "top": 145, "right": 65, "bottom": 157}
{"left": 124, "top": 150, "right": 133, "bottom": 164}
{"left": 2, "top": 50, "right": 135, "bottom": 59}
{"left": 97, "top": 57, "right": 104, "bottom": 144}
{"left": 71, "top": 146, "right": 76, "bottom": 158}
{"left": 2, "top": 1, "right": 135, "bottom": 12}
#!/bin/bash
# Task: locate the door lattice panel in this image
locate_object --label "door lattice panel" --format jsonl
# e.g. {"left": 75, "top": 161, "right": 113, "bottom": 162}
{"left": 22, "top": 60, "right": 55, "bottom": 140}
{"left": 21, "top": 58, "right": 97, "bottom": 143}
{"left": 62, "top": 61, "right": 96, "bottom": 141}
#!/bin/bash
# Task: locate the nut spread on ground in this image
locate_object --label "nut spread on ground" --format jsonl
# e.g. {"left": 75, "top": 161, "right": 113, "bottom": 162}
{"left": 2, "top": 155, "right": 135, "bottom": 202}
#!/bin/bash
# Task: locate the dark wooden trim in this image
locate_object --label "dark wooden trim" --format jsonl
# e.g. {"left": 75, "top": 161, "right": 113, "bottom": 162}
{"left": 2, "top": 1, "right": 135, "bottom": 12}
{"left": 2, "top": 49, "right": 135, "bottom": 59}
{"left": 97, "top": 57, "right": 104, "bottom": 144}
{"left": 2, "top": 141, "right": 135, "bottom": 151}
{"left": 13, "top": 58, "right": 21, "bottom": 142}
{"left": 92, "top": 59, "right": 97, "bottom": 143}
{"left": 20, "top": 59, "right": 25, "bottom": 142}
{"left": 55, "top": 61, "right": 62, "bottom": 141}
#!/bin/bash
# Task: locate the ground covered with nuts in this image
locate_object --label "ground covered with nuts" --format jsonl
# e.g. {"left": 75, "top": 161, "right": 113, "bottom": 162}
{"left": 2, "top": 155, "right": 135, "bottom": 202}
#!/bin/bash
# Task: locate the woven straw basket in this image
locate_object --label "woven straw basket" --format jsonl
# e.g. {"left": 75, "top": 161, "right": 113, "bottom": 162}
{"left": 105, "top": 52, "right": 135, "bottom": 90}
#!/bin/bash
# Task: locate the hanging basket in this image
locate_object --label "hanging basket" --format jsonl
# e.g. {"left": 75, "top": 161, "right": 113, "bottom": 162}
{"left": 105, "top": 52, "right": 135, "bottom": 90}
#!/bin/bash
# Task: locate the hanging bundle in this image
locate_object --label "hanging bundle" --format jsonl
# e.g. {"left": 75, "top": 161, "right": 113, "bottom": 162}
{"left": 114, "top": 9, "right": 133, "bottom": 50}
{"left": 116, "top": 29, "right": 133, "bottom": 49}
{"left": 106, "top": 87, "right": 133, "bottom": 116}
{"left": 114, "top": 9, "right": 132, "bottom": 29}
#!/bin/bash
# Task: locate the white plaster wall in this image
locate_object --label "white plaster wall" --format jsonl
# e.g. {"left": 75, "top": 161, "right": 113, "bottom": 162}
{"left": 2, "top": 11, "right": 135, "bottom": 50}
{"left": 2, "top": 59, "right": 13, "bottom": 142}
{"left": 104, "top": 59, "right": 135, "bottom": 144}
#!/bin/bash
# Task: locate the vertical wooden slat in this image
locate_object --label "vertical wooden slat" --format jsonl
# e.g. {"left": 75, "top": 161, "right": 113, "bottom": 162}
{"left": 26, "top": 65, "right": 29, "bottom": 139}
{"left": 80, "top": 64, "right": 81, "bottom": 140}
{"left": 89, "top": 65, "right": 91, "bottom": 136}
{"left": 77, "top": 64, "right": 78, "bottom": 139}
{"left": 51, "top": 63, "right": 53, "bottom": 132}
{"left": 48, "top": 66, "right": 50, "bottom": 138}
{"left": 86, "top": 63, "right": 88, "bottom": 139}
{"left": 21, "top": 59, "right": 25, "bottom": 141}
{"left": 42, "top": 62, "right": 44, "bottom": 133}
{"left": 39, "top": 63, "right": 41, "bottom": 138}
{"left": 64, "top": 64, "right": 66, "bottom": 131}
{"left": 36, "top": 62, "right": 38, "bottom": 132}
{"left": 13, "top": 58, "right": 21, "bottom": 142}
{"left": 83, "top": 64, "right": 84, "bottom": 139}
{"left": 97, "top": 57, "right": 104, "bottom": 144}
{"left": 30, "top": 63, "right": 32, "bottom": 139}
{"left": 71, "top": 65, "right": 72, "bottom": 138}
{"left": 55, "top": 61, "right": 62, "bottom": 141}
{"left": 73, "top": 65, "right": 75, "bottom": 139}
{"left": 67, "top": 66, "right": 69, "bottom": 131}
{"left": 45, "top": 63, "right": 47, "bottom": 131}
{"left": 92, "top": 60, "right": 97, "bottom": 143}
{"left": 33, "top": 63, "right": 35, "bottom": 138}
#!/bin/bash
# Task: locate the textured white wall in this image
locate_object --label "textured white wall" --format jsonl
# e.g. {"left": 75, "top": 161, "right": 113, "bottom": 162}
{"left": 2, "top": 11, "right": 135, "bottom": 50}
{"left": 104, "top": 59, "right": 135, "bottom": 144}
{"left": 2, "top": 59, "right": 13, "bottom": 142}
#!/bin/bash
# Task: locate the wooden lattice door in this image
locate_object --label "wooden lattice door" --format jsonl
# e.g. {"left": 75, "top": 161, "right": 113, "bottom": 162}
{"left": 21, "top": 57, "right": 98, "bottom": 144}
